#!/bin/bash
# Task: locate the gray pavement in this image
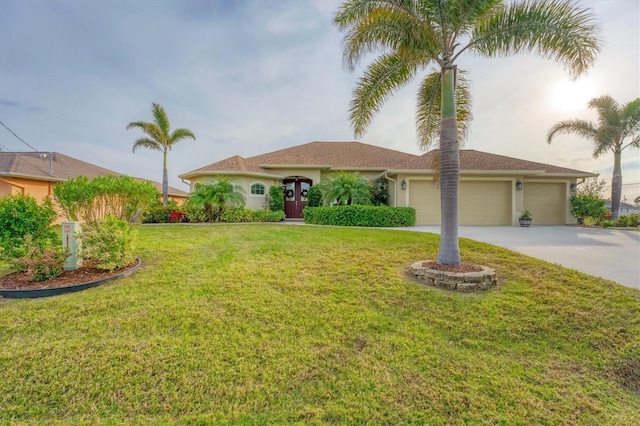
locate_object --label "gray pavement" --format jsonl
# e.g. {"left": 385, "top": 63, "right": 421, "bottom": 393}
{"left": 395, "top": 226, "right": 640, "bottom": 289}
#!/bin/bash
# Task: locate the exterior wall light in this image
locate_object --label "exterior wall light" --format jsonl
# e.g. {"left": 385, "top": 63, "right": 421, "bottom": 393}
{"left": 570, "top": 183, "right": 577, "bottom": 192}
{"left": 401, "top": 180, "right": 407, "bottom": 190}
{"left": 516, "top": 181, "right": 523, "bottom": 191}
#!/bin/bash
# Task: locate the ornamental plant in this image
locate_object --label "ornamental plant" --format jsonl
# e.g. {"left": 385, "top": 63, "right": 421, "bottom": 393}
{"left": 54, "top": 175, "right": 158, "bottom": 226}
{"left": 0, "top": 194, "right": 58, "bottom": 260}
{"left": 78, "top": 215, "right": 137, "bottom": 272}
{"left": 12, "top": 235, "right": 68, "bottom": 282}
{"left": 570, "top": 194, "right": 607, "bottom": 224}
{"left": 268, "top": 185, "right": 284, "bottom": 212}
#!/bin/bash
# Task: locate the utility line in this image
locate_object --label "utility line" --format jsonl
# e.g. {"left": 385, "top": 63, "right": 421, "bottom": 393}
{"left": 0, "top": 119, "right": 39, "bottom": 152}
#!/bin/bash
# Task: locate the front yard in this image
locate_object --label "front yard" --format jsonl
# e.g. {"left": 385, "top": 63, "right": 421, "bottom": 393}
{"left": 1, "top": 224, "right": 638, "bottom": 424}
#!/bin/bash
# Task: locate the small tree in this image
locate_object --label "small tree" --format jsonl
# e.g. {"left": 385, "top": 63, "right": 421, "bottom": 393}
{"left": 577, "top": 177, "right": 607, "bottom": 198}
{"left": 306, "top": 185, "right": 323, "bottom": 208}
{"left": 54, "top": 175, "right": 158, "bottom": 226}
{"left": 570, "top": 194, "right": 607, "bottom": 224}
{"left": 371, "top": 177, "right": 389, "bottom": 206}
{"left": 268, "top": 185, "right": 284, "bottom": 212}
{"left": 189, "top": 178, "right": 245, "bottom": 222}
{"left": 318, "top": 172, "right": 373, "bottom": 206}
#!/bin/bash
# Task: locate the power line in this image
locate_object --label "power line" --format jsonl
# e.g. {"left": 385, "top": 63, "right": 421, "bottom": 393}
{"left": 0, "top": 119, "right": 39, "bottom": 152}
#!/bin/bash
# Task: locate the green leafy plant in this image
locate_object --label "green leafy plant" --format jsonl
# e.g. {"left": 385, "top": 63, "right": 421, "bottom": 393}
{"left": 519, "top": 210, "right": 532, "bottom": 220}
{"left": 54, "top": 175, "right": 158, "bottom": 226}
{"left": 189, "top": 178, "right": 245, "bottom": 222}
{"left": 79, "top": 215, "right": 137, "bottom": 272}
{"left": 570, "top": 194, "right": 607, "bottom": 224}
{"left": 303, "top": 205, "right": 415, "bottom": 227}
{"left": 317, "top": 171, "right": 373, "bottom": 206}
{"left": 0, "top": 194, "right": 58, "bottom": 260}
{"left": 12, "top": 235, "right": 67, "bottom": 282}
{"left": 182, "top": 201, "right": 208, "bottom": 223}
{"left": 268, "top": 185, "right": 284, "bottom": 212}
{"left": 306, "top": 185, "right": 323, "bottom": 208}
{"left": 371, "top": 177, "right": 389, "bottom": 206}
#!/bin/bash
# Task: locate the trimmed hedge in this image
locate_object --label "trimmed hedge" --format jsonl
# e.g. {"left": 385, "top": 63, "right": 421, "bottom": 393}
{"left": 303, "top": 205, "right": 415, "bottom": 227}
{"left": 220, "top": 207, "right": 285, "bottom": 223}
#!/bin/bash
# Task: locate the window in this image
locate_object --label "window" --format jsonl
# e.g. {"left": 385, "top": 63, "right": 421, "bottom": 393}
{"left": 251, "top": 183, "right": 265, "bottom": 195}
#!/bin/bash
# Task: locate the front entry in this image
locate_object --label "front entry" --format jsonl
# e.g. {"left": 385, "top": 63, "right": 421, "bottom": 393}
{"left": 283, "top": 178, "right": 311, "bottom": 219}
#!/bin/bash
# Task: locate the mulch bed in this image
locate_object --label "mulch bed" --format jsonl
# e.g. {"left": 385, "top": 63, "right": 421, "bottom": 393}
{"left": 421, "top": 261, "right": 484, "bottom": 273}
{"left": 0, "top": 261, "right": 137, "bottom": 291}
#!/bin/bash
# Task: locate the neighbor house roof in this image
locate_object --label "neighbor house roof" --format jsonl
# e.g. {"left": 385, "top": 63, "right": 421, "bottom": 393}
{"left": 0, "top": 152, "right": 188, "bottom": 197}
{"left": 394, "top": 149, "right": 596, "bottom": 177}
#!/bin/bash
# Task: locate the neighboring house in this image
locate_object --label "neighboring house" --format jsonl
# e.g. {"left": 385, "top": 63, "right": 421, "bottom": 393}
{"left": 604, "top": 200, "right": 639, "bottom": 216}
{"left": 179, "top": 141, "right": 595, "bottom": 226}
{"left": 0, "top": 152, "right": 189, "bottom": 210}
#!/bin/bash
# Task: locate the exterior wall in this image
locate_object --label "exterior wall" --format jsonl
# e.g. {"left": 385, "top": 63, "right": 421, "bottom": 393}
{"left": 0, "top": 177, "right": 54, "bottom": 201}
{"left": 189, "top": 175, "right": 282, "bottom": 210}
{"left": 270, "top": 168, "right": 321, "bottom": 184}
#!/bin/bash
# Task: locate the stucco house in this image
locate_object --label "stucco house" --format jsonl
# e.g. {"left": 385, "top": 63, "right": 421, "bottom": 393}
{"left": 179, "top": 141, "right": 596, "bottom": 226}
{"left": 604, "top": 200, "right": 639, "bottom": 217}
{"left": 0, "top": 152, "right": 189, "bottom": 208}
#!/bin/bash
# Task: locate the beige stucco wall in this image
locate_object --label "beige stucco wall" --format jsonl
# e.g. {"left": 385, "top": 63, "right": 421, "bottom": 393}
{"left": 189, "top": 175, "right": 283, "bottom": 210}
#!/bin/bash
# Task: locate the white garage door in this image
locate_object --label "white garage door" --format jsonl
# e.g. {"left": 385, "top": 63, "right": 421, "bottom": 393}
{"left": 459, "top": 181, "right": 512, "bottom": 225}
{"left": 408, "top": 180, "right": 440, "bottom": 225}
{"left": 408, "top": 180, "right": 511, "bottom": 225}
{"left": 524, "top": 182, "right": 566, "bottom": 225}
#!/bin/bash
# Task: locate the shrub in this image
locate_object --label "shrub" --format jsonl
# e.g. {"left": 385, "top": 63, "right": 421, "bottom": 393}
{"left": 169, "top": 211, "right": 186, "bottom": 223}
{"left": 12, "top": 235, "right": 68, "bottom": 282}
{"left": 79, "top": 215, "right": 137, "bottom": 271}
{"left": 371, "top": 177, "right": 389, "bottom": 206}
{"left": 617, "top": 214, "right": 639, "bottom": 227}
{"left": 602, "top": 219, "right": 616, "bottom": 228}
{"left": 220, "top": 207, "right": 255, "bottom": 223}
{"left": 142, "top": 206, "right": 174, "bottom": 223}
{"left": 268, "top": 185, "right": 284, "bottom": 212}
{"left": 183, "top": 202, "right": 208, "bottom": 223}
{"left": 0, "top": 194, "right": 58, "bottom": 260}
{"left": 306, "top": 185, "right": 323, "bottom": 208}
{"left": 54, "top": 175, "right": 158, "bottom": 225}
{"left": 570, "top": 194, "right": 607, "bottom": 224}
{"left": 303, "top": 205, "right": 415, "bottom": 227}
{"left": 253, "top": 209, "right": 285, "bottom": 222}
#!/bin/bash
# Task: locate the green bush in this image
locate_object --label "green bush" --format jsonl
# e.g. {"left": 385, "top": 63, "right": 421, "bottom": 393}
{"left": 570, "top": 194, "right": 607, "bottom": 224}
{"left": 0, "top": 194, "right": 58, "bottom": 260}
{"left": 253, "top": 209, "right": 285, "bottom": 222}
{"left": 306, "top": 185, "right": 323, "bottom": 207}
{"left": 12, "top": 235, "right": 67, "bottom": 282}
{"left": 268, "top": 185, "right": 284, "bottom": 212}
{"left": 617, "top": 214, "right": 639, "bottom": 227}
{"left": 79, "top": 215, "right": 137, "bottom": 271}
{"left": 602, "top": 219, "right": 616, "bottom": 228}
{"left": 54, "top": 175, "right": 158, "bottom": 225}
{"left": 303, "top": 205, "right": 415, "bottom": 227}
{"left": 183, "top": 202, "right": 208, "bottom": 223}
{"left": 142, "top": 206, "right": 174, "bottom": 223}
{"left": 220, "top": 207, "right": 255, "bottom": 223}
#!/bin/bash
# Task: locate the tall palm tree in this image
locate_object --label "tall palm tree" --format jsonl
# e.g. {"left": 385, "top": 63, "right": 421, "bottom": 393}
{"left": 335, "top": 0, "right": 600, "bottom": 266}
{"left": 189, "top": 178, "right": 245, "bottom": 222}
{"left": 127, "top": 103, "right": 196, "bottom": 207}
{"left": 319, "top": 171, "right": 373, "bottom": 205}
{"left": 547, "top": 96, "right": 640, "bottom": 220}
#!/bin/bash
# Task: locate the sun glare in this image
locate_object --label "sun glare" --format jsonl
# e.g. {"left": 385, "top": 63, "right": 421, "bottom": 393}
{"left": 551, "top": 77, "right": 596, "bottom": 112}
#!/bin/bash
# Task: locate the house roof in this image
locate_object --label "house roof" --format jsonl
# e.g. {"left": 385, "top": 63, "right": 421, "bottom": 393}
{"left": 395, "top": 149, "right": 595, "bottom": 176}
{"left": 180, "top": 141, "right": 419, "bottom": 178}
{"left": 0, "top": 152, "right": 188, "bottom": 197}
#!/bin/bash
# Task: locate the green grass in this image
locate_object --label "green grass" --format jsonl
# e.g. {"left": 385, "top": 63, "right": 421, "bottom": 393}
{"left": 1, "top": 224, "right": 639, "bottom": 425}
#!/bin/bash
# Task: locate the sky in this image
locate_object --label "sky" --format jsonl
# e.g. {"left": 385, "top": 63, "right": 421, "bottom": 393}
{"left": 0, "top": 0, "right": 638, "bottom": 202}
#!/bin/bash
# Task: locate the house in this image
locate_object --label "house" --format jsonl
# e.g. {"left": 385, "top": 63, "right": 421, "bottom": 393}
{"left": 604, "top": 200, "right": 639, "bottom": 216}
{"left": 179, "top": 141, "right": 596, "bottom": 226}
{"left": 0, "top": 152, "right": 189, "bottom": 207}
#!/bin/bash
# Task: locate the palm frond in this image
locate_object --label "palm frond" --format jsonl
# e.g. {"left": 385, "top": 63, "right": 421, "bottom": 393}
{"left": 620, "top": 98, "right": 640, "bottom": 140}
{"left": 132, "top": 137, "right": 162, "bottom": 153}
{"left": 151, "top": 103, "right": 171, "bottom": 136}
{"left": 588, "top": 95, "right": 621, "bottom": 128}
{"left": 170, "top": 128, "right": 196, "bottom": 147}
{"left": 416, "top": 69, "right": 473, "bottom": 150}
{"left": 469, "top": 0, "right": 601, "bottom": 78}
{"left": 350, "top": 53, "right": 419, "bottom": 137}
{"left": 546, "top": 119, "right": 597, "bottom": 144}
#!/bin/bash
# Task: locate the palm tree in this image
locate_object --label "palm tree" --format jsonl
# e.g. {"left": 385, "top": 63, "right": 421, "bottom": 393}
{"left": 127, "top": 103, "right": 196, "bottom": 207}
{"left": 319, "top": 171, "right": 373, "bottom": 206}
{"left": 547, "top": 96, "right": 640, "bottom": 220}
{"left": 334, "top": 0, "right": 600, "bottom": 266}
{"left": 189, "top": 178, "right": 245, "bottom": 222}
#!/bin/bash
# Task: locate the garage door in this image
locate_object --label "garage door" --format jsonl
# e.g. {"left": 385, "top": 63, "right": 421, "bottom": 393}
{"left": 408, "top": 180, "right": 440, "bottom": 225}
{"left": 459, "top": 181, "right": 511, "bottom": 225}
{"left": 524, "top": 182, "right": 566, "bottom": 225}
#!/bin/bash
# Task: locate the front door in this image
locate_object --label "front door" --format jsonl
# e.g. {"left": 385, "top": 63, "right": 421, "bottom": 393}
{"left": 283, "top": 179, "right": 311, "bottom": 219}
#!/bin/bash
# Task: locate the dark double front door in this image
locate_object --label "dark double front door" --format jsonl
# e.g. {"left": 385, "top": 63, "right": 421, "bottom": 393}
{"left": 283, "top": 179, "right": 311, "bottom": 219}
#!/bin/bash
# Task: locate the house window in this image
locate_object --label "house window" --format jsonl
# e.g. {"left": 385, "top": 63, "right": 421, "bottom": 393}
{"left": 251, "top": 183, "right": 266, "bottom": 195}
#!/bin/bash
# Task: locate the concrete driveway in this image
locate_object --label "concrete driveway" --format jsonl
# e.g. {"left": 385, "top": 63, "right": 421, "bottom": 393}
{"left": 397, "top": 226, "right": 640, "bottom": 289}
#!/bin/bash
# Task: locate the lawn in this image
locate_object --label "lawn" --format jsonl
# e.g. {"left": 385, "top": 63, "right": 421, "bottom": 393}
{"left": 1, "top": 224, "right": 639, "bottom": 425}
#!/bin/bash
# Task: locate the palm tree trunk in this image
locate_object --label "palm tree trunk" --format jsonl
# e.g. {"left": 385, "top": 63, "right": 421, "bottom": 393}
{"left": 437, "top": 67, "right": 461, "bottom": 266}
{"left": 611, "top": 149, "right": 622, "bottom": 220}
{"left": 162, "top": 149, "right": 169, "bottom": 207}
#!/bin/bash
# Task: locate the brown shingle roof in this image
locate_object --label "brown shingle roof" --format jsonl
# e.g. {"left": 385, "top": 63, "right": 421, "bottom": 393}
{"left": 250, "top": 141, "right": 418, "bottom": 168}
{"left": 185, "top": 155, "right": 277, "bottom": 175}
{"left": 396, "top": 149, "right": 594, "bottom": 175}
{"left": 0, "top": 152, "right": 187, "bottom": 196}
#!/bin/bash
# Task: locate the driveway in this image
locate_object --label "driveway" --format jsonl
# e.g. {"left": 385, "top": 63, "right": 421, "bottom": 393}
{"left": 396, "top": 226, "right": 640, "bottom": 290}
